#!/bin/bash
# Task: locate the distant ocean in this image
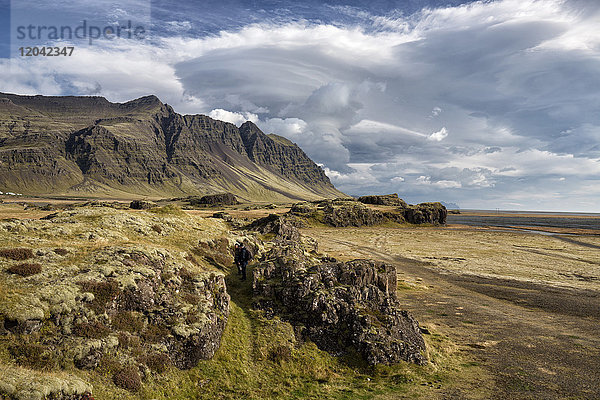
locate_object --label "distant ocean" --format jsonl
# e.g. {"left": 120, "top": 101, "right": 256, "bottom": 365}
{"left": 447, "top": 210, "right": 600, "bottom": 231}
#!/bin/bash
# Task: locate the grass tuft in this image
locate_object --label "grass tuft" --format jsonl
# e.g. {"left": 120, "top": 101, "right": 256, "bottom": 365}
{"left": 268, "top": 345, "right": 292, "bottom": 364}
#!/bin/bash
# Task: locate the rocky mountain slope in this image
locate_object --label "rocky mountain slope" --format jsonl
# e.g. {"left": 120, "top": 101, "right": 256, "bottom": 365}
{"left": 0, "top": 93, "right": 343, "bottom": 201}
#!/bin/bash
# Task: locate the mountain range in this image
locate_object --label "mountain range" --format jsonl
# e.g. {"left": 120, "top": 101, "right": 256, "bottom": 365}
{"left": 0, "top": 93, "right": 344, "bottom": 201}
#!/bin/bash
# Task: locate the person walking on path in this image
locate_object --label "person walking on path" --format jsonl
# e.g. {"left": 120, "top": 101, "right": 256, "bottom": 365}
{"left": 234, "top": 242, "right": 251, "bottom": 281}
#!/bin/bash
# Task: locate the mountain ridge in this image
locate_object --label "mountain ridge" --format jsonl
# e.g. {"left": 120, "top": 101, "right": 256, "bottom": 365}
{"left": 0, "top": 92, "right": 344, "bottom": 201}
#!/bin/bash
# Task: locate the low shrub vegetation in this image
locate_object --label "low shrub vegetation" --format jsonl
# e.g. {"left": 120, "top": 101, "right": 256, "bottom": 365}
{"left": 142, "top": 324, "right": 170, "bottom": 343}
{"left": 78, "top": 279, "right": 121, "bottom": 314}
{"left": 54, "top": 248, "right": 69, "bottom": 255}
{"left": 7, "top": 262, "right": 42, "bottom": 276}
{"left": 8, "top": 342, "right": 59, "bottom": 370}
{"left": 73, "top": 321, "right": 111, "bottom": 339}
{"left": 112, "top": 311, "right": 145, "bottom": 333}
{"left": 112, "top": 365, "right": 142, "bottom": 392}
{"left": 0, "top": 248, "right": 34, "bottom": 260}
{"left": 151, "top": 224, "right": 163, "bottom": 234}
{"left": 140, "top": 352, "right": 171, "bottom": 373}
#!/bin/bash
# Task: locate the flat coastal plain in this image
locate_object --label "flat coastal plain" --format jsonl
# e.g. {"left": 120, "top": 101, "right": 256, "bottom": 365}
{"left": 304, "top": 216, "right": 600, "bottom": 399}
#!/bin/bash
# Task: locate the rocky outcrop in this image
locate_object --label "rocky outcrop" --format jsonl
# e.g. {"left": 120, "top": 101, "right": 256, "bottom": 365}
{"left": 358, "top": 193, "right": 408, "bottom": 207}
{"left": 164, "top": 272, "right": 230, "bottom": 369}
{"left": 403, "top": 202, "right": 447, "bottom": 225}
{"left": 250, "top": 215, "right": 427, "bottom": 365}
{"left": 290, "top": 198, "right": 447, "bottom": 226}
{"left": 290, "top": 199, "right": 384, "bottom": 227}
{"left": 188, "top": 193, "right": 239, "bottom": 206}
{"left": 0, "top": 93, "right": 344, "bottom": 200}
{"left": 129, "top": 200, "right": 156, "bottom": 209}
{"left": 0, "top": 245, "right": 230, "bottom": 371}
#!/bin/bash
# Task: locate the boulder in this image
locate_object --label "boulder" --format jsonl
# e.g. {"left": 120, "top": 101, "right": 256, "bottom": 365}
{"left": 211, "top": 211, "right": 233, "bottom": 222}
{"left": 247, "top": 214, "right": 303, "bottom": 243}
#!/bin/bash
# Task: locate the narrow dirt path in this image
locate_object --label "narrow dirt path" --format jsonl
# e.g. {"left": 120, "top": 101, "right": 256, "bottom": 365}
{"left": 312, "top": 235, "right": 600, "bottom": 400}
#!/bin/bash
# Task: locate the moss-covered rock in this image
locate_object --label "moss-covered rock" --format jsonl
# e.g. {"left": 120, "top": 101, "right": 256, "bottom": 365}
{"left": 358, "top": 193, "right": 408, "bottom": 207}
{"left": 0, "top": 364, "right": 91, "bottom": 400}
{"left": 187, "top": 193, "right": 239, "bottom": 206}
{"left": 0, "top": 207, "right": 231, "bottom": 398}
{"left": 290, "top": 197, "right": 447, "bottom": 226}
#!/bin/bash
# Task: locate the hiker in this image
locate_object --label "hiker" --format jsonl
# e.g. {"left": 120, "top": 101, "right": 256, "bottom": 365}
{"left": 234, "top": 242, "right": 251, "bottom": 281}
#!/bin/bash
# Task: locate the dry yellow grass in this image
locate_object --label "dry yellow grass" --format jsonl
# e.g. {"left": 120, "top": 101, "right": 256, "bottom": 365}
{"left": 303, "top": 226, "right": 600, "bottom": 291}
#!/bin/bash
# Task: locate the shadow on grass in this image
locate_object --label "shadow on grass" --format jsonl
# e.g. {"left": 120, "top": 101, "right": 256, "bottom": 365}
{"left": 222, "top": 262, "right": 377, "bottom": 375}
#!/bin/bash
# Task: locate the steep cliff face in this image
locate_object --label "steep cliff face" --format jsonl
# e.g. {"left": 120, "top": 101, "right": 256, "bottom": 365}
{"left": 239, "top": 122, "right": 333, "bottom": 189}
{"left": 0, "top": 93, "right": 343, "bottom": 201}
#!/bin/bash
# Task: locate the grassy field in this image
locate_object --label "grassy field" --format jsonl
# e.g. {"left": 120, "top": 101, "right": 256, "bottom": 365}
{"left": 304, "top": 225, "right": 600, "bottom": 291}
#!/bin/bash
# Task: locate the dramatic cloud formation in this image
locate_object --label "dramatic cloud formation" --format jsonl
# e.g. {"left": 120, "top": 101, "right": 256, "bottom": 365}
{"left": 2, "top": 0, "right": 600, "bottom": 211}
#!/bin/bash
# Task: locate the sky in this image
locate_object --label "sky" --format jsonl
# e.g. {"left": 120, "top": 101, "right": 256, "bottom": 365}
{"left": 1, "top": 0, "right": 600, "bottom": 211}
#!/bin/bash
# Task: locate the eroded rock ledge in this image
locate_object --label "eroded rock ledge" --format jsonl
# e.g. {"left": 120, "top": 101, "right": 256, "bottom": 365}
{"left": 249, "top": 215, "right": 427, "bottom": 365}
{"left": 289, "top": 196, "right": 447, "bottom": 227}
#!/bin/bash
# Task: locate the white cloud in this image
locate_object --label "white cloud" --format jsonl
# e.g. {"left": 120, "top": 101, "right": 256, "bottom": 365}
{"left": 260, "top": 118, "right": 308, "bottom": 139}
{"left": 345, "top": 120, "right": 427, "bottom": 137}
{"left": 428, "top": 127, "right": 448, "bottom": 141}
{"left": 416, "top": 176, "right": 431, "bottom": 185}
{"left": 431, "top": 107, "right": 442, "bottom": 117}
{"left": 208, "top": 109, "right": 258, "bottom": 126}
{"left": 324, "top": 164, "right": 376, "bottom": 185}
{"left": 415, "top": 175, "right": 462, "bottom": 189}
{"left": 165, "top": 21, "right": 193, "bottom": 33}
